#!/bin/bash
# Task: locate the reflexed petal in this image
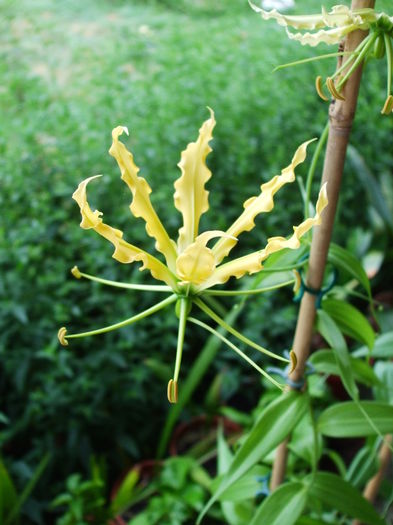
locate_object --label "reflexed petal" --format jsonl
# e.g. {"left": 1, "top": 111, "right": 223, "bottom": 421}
{"left": 109, "top": 126, "right": 177, "bottom": 270}
{"left": 174, "top": 108, "right": 216, "bottom": 252}
{"left": 198, "top": 183, "right": 328, "bottom": 290}
{"left": 213, "top": 139, "right": 315, "bottom": 264}
{"left": 72, "top": 176, "right": 177, "bottom": 288}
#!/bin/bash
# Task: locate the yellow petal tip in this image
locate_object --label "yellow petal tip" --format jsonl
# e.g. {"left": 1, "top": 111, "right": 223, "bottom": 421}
{"left": 58, "top": 327, "right": 68, "bottom": 346}
{"left": 71, "top": 266, "right": 81, "bottom": 279}
{"left": 167, "top": 379, "right": 178, "bottom": 403}
{"left": 381, "top": 95, "right": 393, "bottom": 115}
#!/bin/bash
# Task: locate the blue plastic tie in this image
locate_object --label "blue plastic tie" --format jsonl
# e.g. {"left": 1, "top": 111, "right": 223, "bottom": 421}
{"left": 293, "top": 266, "right": 338, "bottom": 309}
{"left": 255, "top": 474, "right": 270, "bottom": 497}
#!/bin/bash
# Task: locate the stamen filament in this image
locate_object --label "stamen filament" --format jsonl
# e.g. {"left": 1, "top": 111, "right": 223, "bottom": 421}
{"left": 336, "top": 32, "right": 378, "bottom": 90}
{"left": 330, "top": 36, "right": 370, "bottom": 82}
{"left": 188, "top": 317, "right": 284, "bottom": 390}
{"left": 194, "top": 297, "right": 289, "bottom": 363}
{"left": 71, "top": 266, "right": 173, "bottom": 292}
{"left": 64, "top": 294, "right": 177, "bottom": 341}
{"left": 273, "top": 52, "right": 352, "bottom": 72}
{"left": 203, "top": 278, "right": 295, "bottom": 296}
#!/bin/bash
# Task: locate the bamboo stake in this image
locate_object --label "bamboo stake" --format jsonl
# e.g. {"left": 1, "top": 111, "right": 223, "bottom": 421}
{"left": 270, "top": 0, "right": 376, "bottom": 491}
{"left": 352, "top": 436, "right": 392, "bottom": 525}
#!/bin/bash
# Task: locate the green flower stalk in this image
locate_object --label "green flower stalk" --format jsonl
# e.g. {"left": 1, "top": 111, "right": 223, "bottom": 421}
{"left": 58, "top": 109, "right": 328, "bottom": 402}
{"left": 250, "top": 3, "right": 393, "bottom": 114}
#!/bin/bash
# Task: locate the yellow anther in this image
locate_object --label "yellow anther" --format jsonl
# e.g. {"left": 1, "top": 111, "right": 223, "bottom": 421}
{"left": 381, "top": 95, "right": 393, "bottom": 115}
{"left": 292, "top": 269, "right": 302, "bottom": 294}
{"left": 58, "top": 327, "right": 68, "bottom": 346}
{"left": 71, "top": 266, "right": 82, "bottom": 279}
{"left": 167, "top": 379, "right": 178, "bottom": 404}
{"left": 288, "top": 350, "right": 297, "bottom": 375}
{"left": 326, "top": 77, "right": 346, "bottom": 101}
{"left": 315, "top": 76, "right": 329, "bottom": 101}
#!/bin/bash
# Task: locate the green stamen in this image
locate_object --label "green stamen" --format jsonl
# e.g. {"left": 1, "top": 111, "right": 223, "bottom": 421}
{"left": 194, "top": 297, "right": 289, "bottom": 363}
{"left": 188, "top": 317, "right": 284, "bottom": 390}
{"left": 203, "top": 278, "right": 295, "bottom": 297}
{"left": 336, "top": 32, "right": 378, "bottom": 90}
{"left": 71, "top": 266, "right": 173, "bottom": 292}
{"left": 63, "top": 294, "right": 177, "bottom": 341}
{"left": 273, "top": 51, "right": 352, "bottom": 72}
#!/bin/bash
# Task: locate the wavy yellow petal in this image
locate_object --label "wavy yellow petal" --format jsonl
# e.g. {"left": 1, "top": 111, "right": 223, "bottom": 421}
{"left": 199, "top": 183, "right": 328, "bottom": 290}
{"left": 286, "top": 25, "right": 357, "bottom": 47}
{"left": 250, "top": 3, "right": 376, "bottom": 31}
{"left": 72, "top": 176, "right": 177, "bottom": 288}
{"left": 212, "top": 139, "right": 315, "bottom": 264}
{"left": 174, "top": 108, "right": 216, "bottom": 252}
{"left": 109, "top": 126, "right": 177, "bottom": 271}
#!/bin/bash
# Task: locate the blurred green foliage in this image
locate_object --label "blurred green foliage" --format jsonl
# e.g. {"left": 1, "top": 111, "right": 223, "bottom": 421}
{"left": 1, "top": 0, "right": 393, "bottom": 522}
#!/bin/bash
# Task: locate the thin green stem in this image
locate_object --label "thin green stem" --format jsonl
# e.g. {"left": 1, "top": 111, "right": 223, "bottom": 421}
{"left": 336, "top": 33, "right": 377, "bottom": 89}
{"left": 384, "top": 32, "right": 392, "bottom": 97}
{"left": 188, "top": 317, "right": 284, "bottom": 390}
{"left": 203, "top": 278, "right": 295, "bottom": 296}
{"left": 74, "top": 269, "right": 172, "bottom": 292}
{"left": 194, "top": 297, "right": 289, "bottom": 363}
{"left": 304, "top": 122, "right": 329, "bottom": 220}
{"left": 173, "top": 298, "right": 189, "bottom": 383}
{"left": 66, "top": 294, "right": 177, "bottom": 340}
{"left": 273, "top": 51, "right": 352, "bottom": 72}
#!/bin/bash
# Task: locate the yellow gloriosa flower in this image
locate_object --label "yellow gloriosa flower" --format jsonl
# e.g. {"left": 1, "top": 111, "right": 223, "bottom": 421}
{"left": 59, "top": 109, "right": 328, "bottom": 402}
{"left": 250, "top": 2, "right": 393, "bottom": 114}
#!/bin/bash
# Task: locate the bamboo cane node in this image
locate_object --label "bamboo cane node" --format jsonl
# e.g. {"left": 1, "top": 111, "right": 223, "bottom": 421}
{"left": 293, "top": 266, "right": 337, "bottom": 309}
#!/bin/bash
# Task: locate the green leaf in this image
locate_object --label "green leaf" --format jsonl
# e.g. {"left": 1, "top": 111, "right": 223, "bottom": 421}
{"left": 309, "top": 350, "right": 379, "bottom": 387}
{"left": 250, "top": 482, "right": 308, "bottom": 525}
{"left": 0, "top": 460, "right": 18, "bottom": 524}
{"left": 111, "top": 468, "right": 139, "bottom": 515}
{"left": 198, "top": 391, "right": 308, "bottom": 523}
{"left": 348, "top": 145, "right": 393, "bottom": 233}
{"left": 373, "top": 361, "right": 393, "bottom": 404}
{"left": 322, "top": 298, "right": 375, "bottom": 349}
{"left": 296, "top": 518, "right": 330, "bottom": 525}
{"left": 354, "top": 331, "right": 393, "bottom": 359}
{"left": 318, "top": 401, "right": 393, "bottom": 437}
{"left": 316, "top": 310, "right": 358, "bottom": 399}
{"left": 328, "top": 243, "right": 371, "bottom": 299}
{"left": 307, "top": 472, "right": 385, "bottom": 525}
{"left": 217, "top": 430, "right": 253, "bottom": 525}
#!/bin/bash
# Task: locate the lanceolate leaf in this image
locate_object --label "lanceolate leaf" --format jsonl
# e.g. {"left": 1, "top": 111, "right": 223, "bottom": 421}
{"left": 309, "top": 350, "right": 379, "bottom": 387}
{"left": 318, "top": 401, "right": 393, "bottom": 437}
{"left": 354, "top": 331, "right": 393, "bottom": 359}
{"left": 328, "top": 243, "right": 371, "bottom": 299}
{"left": 322, "top": 298, "right": 375, "bottom": 349}
{"left": 197, "top": 391, "right": 308, "bottom": 523}
{"left": 307, "top": 472, "right": 385, "bottom": 525}
{"left": 316, "top": 310, "right": 358, "bottom": 399}
{"left": 249, "top": 482, "right": 308, "bottom": 525}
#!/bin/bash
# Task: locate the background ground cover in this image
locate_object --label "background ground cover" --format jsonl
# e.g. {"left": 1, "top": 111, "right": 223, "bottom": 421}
{"left": 1, "top": 0, "right": 393, "bottom": 522}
